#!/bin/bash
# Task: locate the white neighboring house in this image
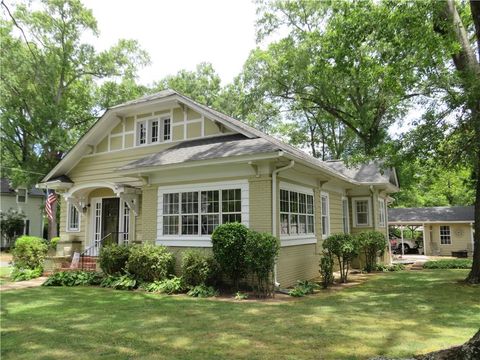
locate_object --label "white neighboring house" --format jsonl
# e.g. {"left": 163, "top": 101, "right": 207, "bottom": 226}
{"left": 0, "top": 178, "right": 45, "bottom": 248}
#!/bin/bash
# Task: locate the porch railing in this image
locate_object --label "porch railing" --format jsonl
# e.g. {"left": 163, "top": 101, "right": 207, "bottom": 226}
{"left": 79, "top": 232, "right": 129, "bottom": 270}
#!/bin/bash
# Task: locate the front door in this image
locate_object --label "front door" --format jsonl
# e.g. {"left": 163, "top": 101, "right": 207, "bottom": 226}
{"left": 102, "top": 198, "right": 120, "bottom": 246}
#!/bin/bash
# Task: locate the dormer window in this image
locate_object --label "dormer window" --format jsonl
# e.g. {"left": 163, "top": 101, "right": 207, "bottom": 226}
{"left": 136, "top": 118, "right": 171, "bottom": 146}
{"left": 16, "top": 188, "right": 27, "bottom": 203}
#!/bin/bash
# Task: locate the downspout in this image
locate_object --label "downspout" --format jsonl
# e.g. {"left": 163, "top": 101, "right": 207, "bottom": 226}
{"left": 272, "top": 160, "right": 295, "bottom": 287}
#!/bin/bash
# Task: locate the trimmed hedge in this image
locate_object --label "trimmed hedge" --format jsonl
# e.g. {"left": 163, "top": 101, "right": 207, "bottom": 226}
{"left": 423, "top": 259, "right": 472, "bottom": 269}
{"left": 126, "top": 244, "right": 175, "bottom": 282}
{"left": 99, "top": 244, "right": 130, "bottom": 275}
{"left": 181, "top": 250, "right": 218, "bottom": 287}
{"left": 12, "top": 236, "right": 48, "bottom": 270}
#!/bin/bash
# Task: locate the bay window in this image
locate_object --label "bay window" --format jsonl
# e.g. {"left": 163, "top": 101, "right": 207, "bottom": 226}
{"left": 353, "top": 197, "right": 371, "bottom": 227}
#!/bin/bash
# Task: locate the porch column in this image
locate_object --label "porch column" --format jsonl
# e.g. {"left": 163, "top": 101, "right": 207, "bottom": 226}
{"left": 423, "top": 223, "right": 428, "bottom": 256}
{"left": 400, "top": 225, "right": 404, "bottom": 257}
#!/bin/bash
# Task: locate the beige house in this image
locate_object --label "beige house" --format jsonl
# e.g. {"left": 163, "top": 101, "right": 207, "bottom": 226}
{"left": 1, "top": 178, "right": 44, "bottom": 248}
{"left": 388, "top": 206, "right": 475, "bottom": 257}
{"left": 38, "top": 90, "right": 399, "bottom": 286}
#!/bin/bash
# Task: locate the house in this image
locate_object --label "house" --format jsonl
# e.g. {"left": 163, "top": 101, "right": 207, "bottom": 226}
{"left": 37, "top": 90, "right": 399, "bottom": 286}
{"left": 0, "top": 178, "right": 45, "bottom": 248}
{"left": 388, "top": 206, "right": 475, "bottom": 257}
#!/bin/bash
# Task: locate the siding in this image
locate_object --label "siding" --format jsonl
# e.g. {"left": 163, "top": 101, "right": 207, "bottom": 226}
{"left": 248, "top": 176, "right": 272, "bottom": 233}
{"left": 141, "top": 185, "right": 157, "bottom": 243}
{"left": 277, "top": 244, "right": 319, "bottom": 287}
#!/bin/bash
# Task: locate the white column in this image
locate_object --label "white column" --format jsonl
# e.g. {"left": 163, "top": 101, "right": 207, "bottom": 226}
{"left": 401, "top": 225, "right": 404, "bottom": 257}
{"left": 423, "top": 223, "right": 428, "bottom": 256}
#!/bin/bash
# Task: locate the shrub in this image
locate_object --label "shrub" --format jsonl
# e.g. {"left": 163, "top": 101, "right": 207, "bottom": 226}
{"left": 245, "top": 231, "right": 279, "bottom": 297}
{"left": 187, "top": 284, "right": 218, "bottom": 298}
{"left": 12, "top": 236, "right": 48, "bottom": 270}
{"left": 357, "top": 231, "right": 387, "bottom": 273}
{"left": 181, "top": 250, "right": 218, "bottom": 287}
{"left": 11, "top": 267, "right": 42, "bottom": 281}
{"left": 234, "top": 291, "right": 249, "bottom": 300}
{"left": 323, "top": 233, "right": 359, "bottom": 283}
{"left": 99, "top": 244, "right": 131, "bottom": 275}
{"left": 43, "top": 271, "right": 103, "bottom": 286}
{"left": 371, "top": 263, "right": 405, "bottom": 272}
{"left": 49, "top": 237, "right": 60, "bottom": 250}
{"left": 423, "top": 259, "right": 472, "bottom": 269}
{"left": 141, "top": 276, "right": 185, "bottom": 294}
{"left": 288, "top": 280, "right": 318, "bottom": 297}
{"left": 319, "top": 252, "right": 334, "bottom": 288}
{"left": 100, "top": 273, "right": 137, "bottom": 290}
{"left": 211, "top": 223, "right": 250, "bottom": 290}
{"left": 126, "top": 244, "right": 175, "bottom": 282}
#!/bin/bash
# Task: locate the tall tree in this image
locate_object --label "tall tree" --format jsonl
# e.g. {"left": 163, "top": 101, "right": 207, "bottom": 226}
{"left": 0, "top": 0, "right": 150, "bottom": 188}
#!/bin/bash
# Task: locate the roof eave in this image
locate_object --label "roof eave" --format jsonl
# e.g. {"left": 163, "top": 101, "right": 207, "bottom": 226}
{"left": 116, "top": 151, "right": 284, "bottom": 175}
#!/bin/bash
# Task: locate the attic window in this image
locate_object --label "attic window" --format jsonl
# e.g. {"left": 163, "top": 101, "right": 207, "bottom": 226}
{"left": 16, "top": 188, "right": 27, "bottom": 203}
{"left": 136, "top": 118, "right": 171, "bottom": 146}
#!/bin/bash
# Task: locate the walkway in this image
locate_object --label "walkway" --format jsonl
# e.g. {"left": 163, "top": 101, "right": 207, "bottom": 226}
{"left": 0, "top": 276, "right": 47, "bottom": 291}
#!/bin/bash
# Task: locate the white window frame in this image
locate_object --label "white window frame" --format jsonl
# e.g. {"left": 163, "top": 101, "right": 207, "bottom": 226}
{"left": 342, "top": 196, "right": 350, "bottom": 234}
{"left": 157, "top": 180, "right": 249, "bottom": 247}
{"left": 378, "top": 198, "right": 386, "bottom": 227}
{"left": 66, "top": 202, "right": 81, "bottom": 232}
{"left": 321, "top": 191, "right": 330, "bottom": 239}
{"left": 353, "top": 197, "right": 372, "bottom": 227}
{"left": 16, "top": 188, "right": 28, "bottom": 204}
{"left": 279, "top": 182, "right": 316, "bottom": 246}
{"left": 135, "top": 116, "right": 172, "bottom": 147}
{"left": 439, "top": 225, "right": 452, "bottom": 245}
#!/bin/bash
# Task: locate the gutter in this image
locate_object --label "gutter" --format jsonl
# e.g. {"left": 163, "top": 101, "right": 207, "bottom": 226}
{"left": 271, "top": 160, "right": 295, "bottom": 288}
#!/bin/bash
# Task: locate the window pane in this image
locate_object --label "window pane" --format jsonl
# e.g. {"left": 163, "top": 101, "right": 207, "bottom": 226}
{"left": 280, "top": 213, "right": 289, "bottom": 235}
{"left": 163, "top": 193, "right": 179, "bottom": 214}
{"left": 151, "top": 120, "right": 159, "bottom": 142}
{"left": 321, "top": 196, "right": 328, "bottom": 213}
{"left": 17, "top": 189, "right": 27, "bottom": 203}
{"left": 163, "top": 216, "right": 179, "bottom": 235}
{"left": 299, "top": 215, "right": 306, "bottom": 234}
{"left": 290, "top": 214, "right": 298, "bottom": 234}
{"left": 201, "top": 214, "right": 219, "bottom": 235}
{"left": 222, "top": 189, "right": 241, "bottom": 213}
{"left": 181, "top": 215, "right": 198, "bottom": 235}
{"left": 163, "top": 119, "right": 171, "bottom": 141}
{"left": 138, "top": 122, "right": 146, "bottom": 145}
{"left": 299, "top": 193, "right": 306, "bottom": 214}
{"left": 222, "top": 213, "right": 241, "bottom": 224}
{"left": 290, "top": 192, "right": 298, "bottom": 213}
{"left": 307, "top": 216, "right": 314, "bottom": 233}
{"left": 181, "top": 192, "right": 198, "bottom": 214}
{"left": 280, "top": 190, "right": 289, "bottom": 212}
{"left": 201, "top": 191, "right": 219, "bottom": 213}
{"left": 357, "top": 213, "right": 368, "bottom": 225}
{"left": 306, "top": 195, "right": 314, "bottom": 214}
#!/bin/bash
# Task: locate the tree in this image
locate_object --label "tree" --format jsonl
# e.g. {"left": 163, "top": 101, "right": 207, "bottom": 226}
{"left": 253, "top": 0, "right": 480, "bottom": 283}
{"left": 0, "top": 210, "right": 26, "bottom": 248}
{"left": 0, "top": 0, "right": 150, "bottom": 189}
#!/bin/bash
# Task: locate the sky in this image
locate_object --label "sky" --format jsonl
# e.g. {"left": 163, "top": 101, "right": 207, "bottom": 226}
{"left": 81, "top": 0, "right": 258, "bottom": 86}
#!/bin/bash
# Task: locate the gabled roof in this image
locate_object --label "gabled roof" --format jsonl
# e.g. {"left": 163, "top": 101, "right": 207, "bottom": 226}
{"left": 119, "top": 134, "right": 279, "bottom": 171}
{"left": 40, "top": 89, "right": 398, "bottom": 191}
{"left": 1, "top": 178, "right": 44, "bottom": 196}
{"left": 388, "top": 206, "right": 475, "bottom": 223}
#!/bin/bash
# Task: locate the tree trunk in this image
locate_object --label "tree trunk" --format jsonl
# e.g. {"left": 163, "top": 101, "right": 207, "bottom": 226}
{"left": 434, "top": 0, "right": 480, "bottom": 283}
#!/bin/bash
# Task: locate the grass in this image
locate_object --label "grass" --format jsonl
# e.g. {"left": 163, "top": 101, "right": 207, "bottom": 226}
{"left": 0, "top": 266, "right": 12, "bottom": 285}
{"left": 423, "top": 259, "right": 473, "bottom": 269}
{"left": 1, "top": 270, "right": 479, "bottom": 360}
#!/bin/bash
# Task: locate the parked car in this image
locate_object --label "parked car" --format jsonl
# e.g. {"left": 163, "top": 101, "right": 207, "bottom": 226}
{"left": 389, "top": 234, "right": 417, "bottom": 254}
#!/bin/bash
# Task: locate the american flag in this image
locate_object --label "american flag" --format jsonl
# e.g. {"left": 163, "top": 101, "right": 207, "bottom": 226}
{"left": 45, "top": 189, "right": 57, "bottom": 222}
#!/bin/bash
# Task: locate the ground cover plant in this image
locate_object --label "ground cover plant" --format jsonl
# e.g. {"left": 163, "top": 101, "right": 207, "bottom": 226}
{"left": 1, "top": 270, "right": 478, "bottom": 359}
{"left": 424, "top": 259, "right": 473, "bottom": 269}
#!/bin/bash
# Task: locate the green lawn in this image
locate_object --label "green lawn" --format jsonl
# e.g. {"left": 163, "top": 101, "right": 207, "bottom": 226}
{"left": 0, "top": 267, "right": 12, "bottom": 285}
{"left": 1, "top": 270, "right": 479, "bottom": 360}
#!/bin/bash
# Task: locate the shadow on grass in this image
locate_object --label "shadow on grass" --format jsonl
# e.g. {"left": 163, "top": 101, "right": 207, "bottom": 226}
{"left": 1, "top": 270, "right": 479, "bottom": 360}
